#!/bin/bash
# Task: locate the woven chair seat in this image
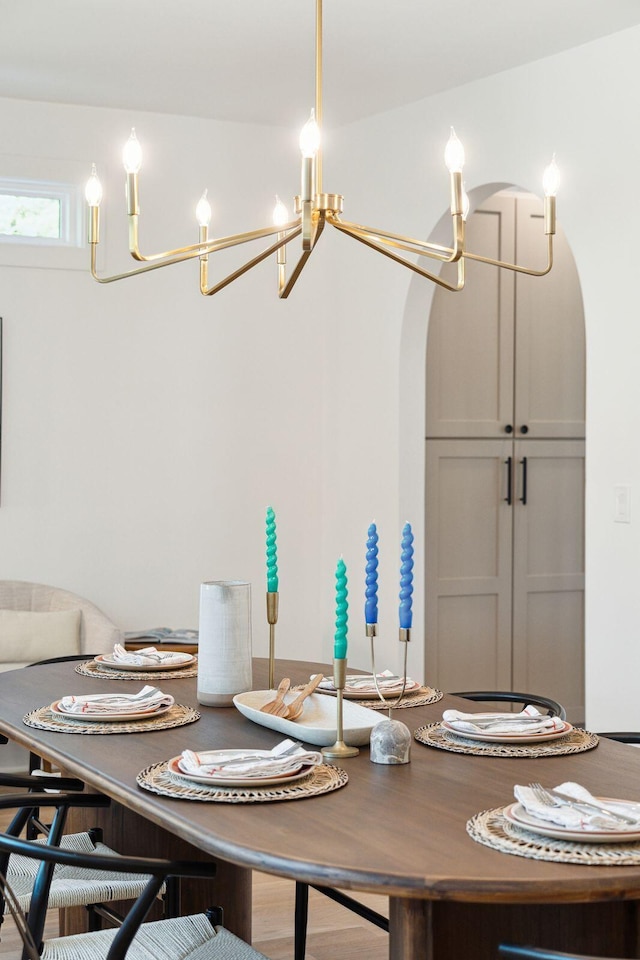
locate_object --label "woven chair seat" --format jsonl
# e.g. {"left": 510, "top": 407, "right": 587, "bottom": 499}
{"left": 7, "top": 831, "right": 154, "bottom": 912}
{"left": 41, "top": 915, "right": 268, "bottom": 960}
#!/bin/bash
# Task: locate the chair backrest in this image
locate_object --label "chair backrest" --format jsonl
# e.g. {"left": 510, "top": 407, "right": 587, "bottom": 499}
{"left": 450, "top": 690, "right": 567, "bottom": 721}
{"left": 0, "top": 792, "right": 217, "bottom": 960}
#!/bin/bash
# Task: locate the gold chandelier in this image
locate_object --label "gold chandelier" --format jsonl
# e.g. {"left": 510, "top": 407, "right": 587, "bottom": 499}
{"left": 84, "top": 0, "right": 558, "bottom": 298}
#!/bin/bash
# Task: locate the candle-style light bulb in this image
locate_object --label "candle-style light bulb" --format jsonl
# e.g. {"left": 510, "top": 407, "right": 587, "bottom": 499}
{"left": 273, "top": 195, "right": 288, "bottom": 227}
{"left": 299, "top": 109, "right": 320, "bottom": 159}
{"left": 85, "top": 163, "right": 103, "bottom": 207}
{"left": 444, "top": 126, "right": 465, "bottom": 173}
{"left": 196, "top": 189, "right": 212, "bottom": 228}
{"left": 122, "top": 128, "right": 143, "bottom": 174}
{"left": 543, "top": 153, "right": 560, "bottom": 197}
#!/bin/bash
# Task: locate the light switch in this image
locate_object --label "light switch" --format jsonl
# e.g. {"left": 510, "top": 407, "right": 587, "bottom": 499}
{"left": 614, "top": 484, "right": 631, "bottom": 523}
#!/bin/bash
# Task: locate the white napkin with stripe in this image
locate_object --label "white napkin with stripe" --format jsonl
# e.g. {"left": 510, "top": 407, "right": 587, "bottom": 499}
{"left": 112, "top": 644, "right": 191, "bottom": 666}
{"left": 179, "top": 738, "right": 322, "bottom": 779}
{"left": 59, "top": 685, "right": 174, "bottom": 715}
{"left": 318, "top": 670, "right": 418, "bottom": 693}
{"left": 443, "top": 705, "right": 565, "bottom": 735}
{"left": 514, "top": 781, "right": 640, "bottom": 831}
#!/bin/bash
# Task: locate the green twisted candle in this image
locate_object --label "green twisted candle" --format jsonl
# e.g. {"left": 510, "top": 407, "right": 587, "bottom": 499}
{"left": 334, "top": 557, "right": 348, "bottom": 659}
{"left": 266, "top": 506, "right": 279, "bottom": 593}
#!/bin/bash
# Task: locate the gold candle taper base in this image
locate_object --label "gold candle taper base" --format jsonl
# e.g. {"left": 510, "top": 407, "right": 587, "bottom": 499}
{"left": 266, "top": 591, "right": 279, "bottom": 690}
{"left": 322, "top": 657, "right": 359, "bottom": 759}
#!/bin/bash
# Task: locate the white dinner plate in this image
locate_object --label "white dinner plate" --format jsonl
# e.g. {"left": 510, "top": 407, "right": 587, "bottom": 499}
{"left": 95, "top": 653, "right": 194, "bottom": 672}
{"left": 503, "top": 800, "right": 640, "bottom": 843}
{"left": 166, "top": 753, "right": 313, "bottom": 788}
{"left": 441, "top": 719, "right": 573, "bottom": 744}
{"left": 233, "top": 690, "right": 384, "bottom": 746}
{"left": 320, "top": 678, "right": 422, "bottom": 700}
{"left": 50, "top": 699, "right": 174, "bottom": 722}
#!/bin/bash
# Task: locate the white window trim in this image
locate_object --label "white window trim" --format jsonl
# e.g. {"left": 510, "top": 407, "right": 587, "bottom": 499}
{"left": 0, "top": 176, "right": 82, "bottom": 247}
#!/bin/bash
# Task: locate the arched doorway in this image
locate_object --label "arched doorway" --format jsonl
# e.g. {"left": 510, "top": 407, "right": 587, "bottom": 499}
{"left": 401, "top": 185, "right": 586, "bottom": 720}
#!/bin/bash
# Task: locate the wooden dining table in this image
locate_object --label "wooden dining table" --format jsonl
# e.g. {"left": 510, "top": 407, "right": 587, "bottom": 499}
{"left": 2, "top": 657, "right": 640, "bottom": 960}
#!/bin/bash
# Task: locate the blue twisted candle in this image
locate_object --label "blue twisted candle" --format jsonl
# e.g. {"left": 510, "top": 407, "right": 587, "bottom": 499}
{"left": 266, "top": 506, "right": 278, "bottom": 593}
{"left": 399, "top": 522, "right": 414, "bottom": 629}
{"left": 365, "top": 522, "right": 379, "bottom": 625}
{"left": 334, "top": 558, "right": 348, "bottom": 659}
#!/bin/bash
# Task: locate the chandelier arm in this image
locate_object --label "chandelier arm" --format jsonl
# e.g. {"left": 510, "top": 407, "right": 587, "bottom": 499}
{"left": 128, "top": 217, "right": 301, "bottom": 263}
{"left": 333, "top": 222, "right": 465, "bottom": 292}
{"left": 330, "top": 216, "right": 463, "bottom": 263}
{"left": 89, "top": 241, "right": 213, "bottom": 284}
{"left": 278, "top": 217, "right": 325, "bottom": 299}
{"left": 463, "top": 234, "right": 554, "bottom": 276}
{"left": 201, "top": 227, "right": 303, "bottom": 297}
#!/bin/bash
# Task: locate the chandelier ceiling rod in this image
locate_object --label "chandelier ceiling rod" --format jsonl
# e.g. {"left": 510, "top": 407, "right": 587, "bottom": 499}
{"left": 84, "top": 0, "right": 558, "bottom": 299}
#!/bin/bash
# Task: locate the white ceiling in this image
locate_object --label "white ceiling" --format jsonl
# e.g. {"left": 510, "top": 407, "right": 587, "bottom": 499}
{"left": 3, "top": 1, "right": 640, "bottom": 128}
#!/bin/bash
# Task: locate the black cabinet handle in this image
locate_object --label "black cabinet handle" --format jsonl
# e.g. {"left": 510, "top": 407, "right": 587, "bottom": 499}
{"left": 505, "top": 424, "right": 513, "bottom": 434}
{"left": 504, "top": 457, "right": 512, "bottom": 505}
{"left": 520, "top": 457, "right": 528, "bottom": 505}
{"left": 520, "top": 425, "right": 529, "bottom": 434}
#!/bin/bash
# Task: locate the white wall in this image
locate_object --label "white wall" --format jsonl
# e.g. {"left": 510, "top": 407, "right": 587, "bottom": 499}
{"left": 2, "top": 23, "right": 640, "bottom": 728}
{"left": 0, "top": 97, "right": 331, "bottom": 662}
{"left": 329, "top": 25, "right": 640, "bottom": 728}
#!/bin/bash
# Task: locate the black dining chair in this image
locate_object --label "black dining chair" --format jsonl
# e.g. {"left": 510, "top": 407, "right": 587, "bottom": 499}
{"left": 500, "top": 944, "right": 621, "bottom": 960}
{"left": 0, "top": 791, "right": 268, "bottom": 960}
{"left": 0, "top": 773, "right": 181, "bottom": 940}
{"left": 595, "top": 732, "right": 640, "bottom": 744}
{"left": 450, "top": 690, "right": 567, "bottom": 721}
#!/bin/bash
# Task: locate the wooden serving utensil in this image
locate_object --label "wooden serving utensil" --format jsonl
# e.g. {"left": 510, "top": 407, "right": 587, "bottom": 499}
{"left": 259, "top": 677, "right": 291, "bottom": 717}
{"left": 285, "top": 673, "right": 324, "bottom": 721}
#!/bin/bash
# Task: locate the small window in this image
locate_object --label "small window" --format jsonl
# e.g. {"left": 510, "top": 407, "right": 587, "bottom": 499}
{"left": 0, "top": 178, "right": 81, "bottom": 247}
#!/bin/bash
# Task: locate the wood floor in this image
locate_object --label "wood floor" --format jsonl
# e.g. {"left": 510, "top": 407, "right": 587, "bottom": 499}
{"left": 0, "top": 791, "right": 388, "bottom": 960}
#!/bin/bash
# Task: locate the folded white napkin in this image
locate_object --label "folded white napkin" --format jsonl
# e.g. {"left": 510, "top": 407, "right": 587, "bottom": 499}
{"left": 443, "top": 705, "right": 565, "bottom": 735}
{"left": 514, "top": 781, "right": 640, "bottom": 831}
{"left": 112, "top": 644, "right": 191, "bottom": 666}
{"left": 59, "top": 685, "right": 174, "bottom": 715}
{"left": 179, "top": 738, "right": 323, "bottom": 779}
{"left": 318, "top": 670, "right": 417, "bottom": 692}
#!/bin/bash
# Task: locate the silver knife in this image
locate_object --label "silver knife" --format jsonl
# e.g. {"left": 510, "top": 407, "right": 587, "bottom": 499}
{"left": 548, "top": 788, "right": 638, "bottom": 825}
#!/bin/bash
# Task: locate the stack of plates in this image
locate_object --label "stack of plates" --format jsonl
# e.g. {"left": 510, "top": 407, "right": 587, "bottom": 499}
{"left": 94, "top": 653, "right": 195, "bottom": 672}
{"left": 167, "top": 750, "right": 315, "bottom": 788}
{"left": 503, "top": 800, "right": 640, "bottom": 842}
{"left": 321, "top": 677, "right": 422, "bottom": 699}
{"left": 50, "top": 699, "right": 174, "bottom": 722}
{"left": 441, "top": 719, "right": 573, "bottom": 744}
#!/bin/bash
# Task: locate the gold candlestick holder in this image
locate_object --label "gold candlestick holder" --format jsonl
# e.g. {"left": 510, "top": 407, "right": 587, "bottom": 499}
{"left": 321, "top": 657, "right": 359, "bottom": 759}
{"left": 266, "top": 591, "right": 279, "bottom": 690}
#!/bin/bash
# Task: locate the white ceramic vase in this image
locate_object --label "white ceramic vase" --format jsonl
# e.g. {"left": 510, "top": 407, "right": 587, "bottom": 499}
{"left": 197, "top": 580, "right": 253, "bottom": 706}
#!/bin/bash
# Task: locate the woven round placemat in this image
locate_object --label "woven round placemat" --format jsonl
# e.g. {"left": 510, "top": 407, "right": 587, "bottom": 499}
{"left": 293, "top": 684, "right": 443, "bottom": 710}
{"left": 23, "top": 703, "right": 200, "bottom": 735}
{"left": 356, "top": 686, "right": 443, "bottom": 710}
{"left": 136, "top": 760, "right": 348, "bottom": 804}
{"left": 75, "top": 659, "right": 198, "bottom": 681}
{"left": 467, "top": 806, "right": 640, "bottom": 865}
{"left": 414, "top": 722, "right": 599, "bottom": 758}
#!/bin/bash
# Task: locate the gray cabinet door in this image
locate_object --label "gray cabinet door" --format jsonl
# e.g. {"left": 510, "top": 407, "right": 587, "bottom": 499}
{"left": 514, "top": 198, "right": 585, "bottom": 439}
{"left": 426, "top": 196, "right": 515, "bottom": 438}
{"left": 511, "top": 440, "right": 585, "bottom": 719}
{"left": 425, "top": 439, "right": 514, "bottom": 692}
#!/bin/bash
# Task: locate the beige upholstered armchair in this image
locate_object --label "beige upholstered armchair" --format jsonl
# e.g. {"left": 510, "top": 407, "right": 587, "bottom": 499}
{"left": 0, "top": 580, "right": 122, "bottom": 672}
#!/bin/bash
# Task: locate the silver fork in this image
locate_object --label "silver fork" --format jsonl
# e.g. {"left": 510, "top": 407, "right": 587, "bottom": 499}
{"left": 528, "top": 782, "right": 636, "bottom": 825}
